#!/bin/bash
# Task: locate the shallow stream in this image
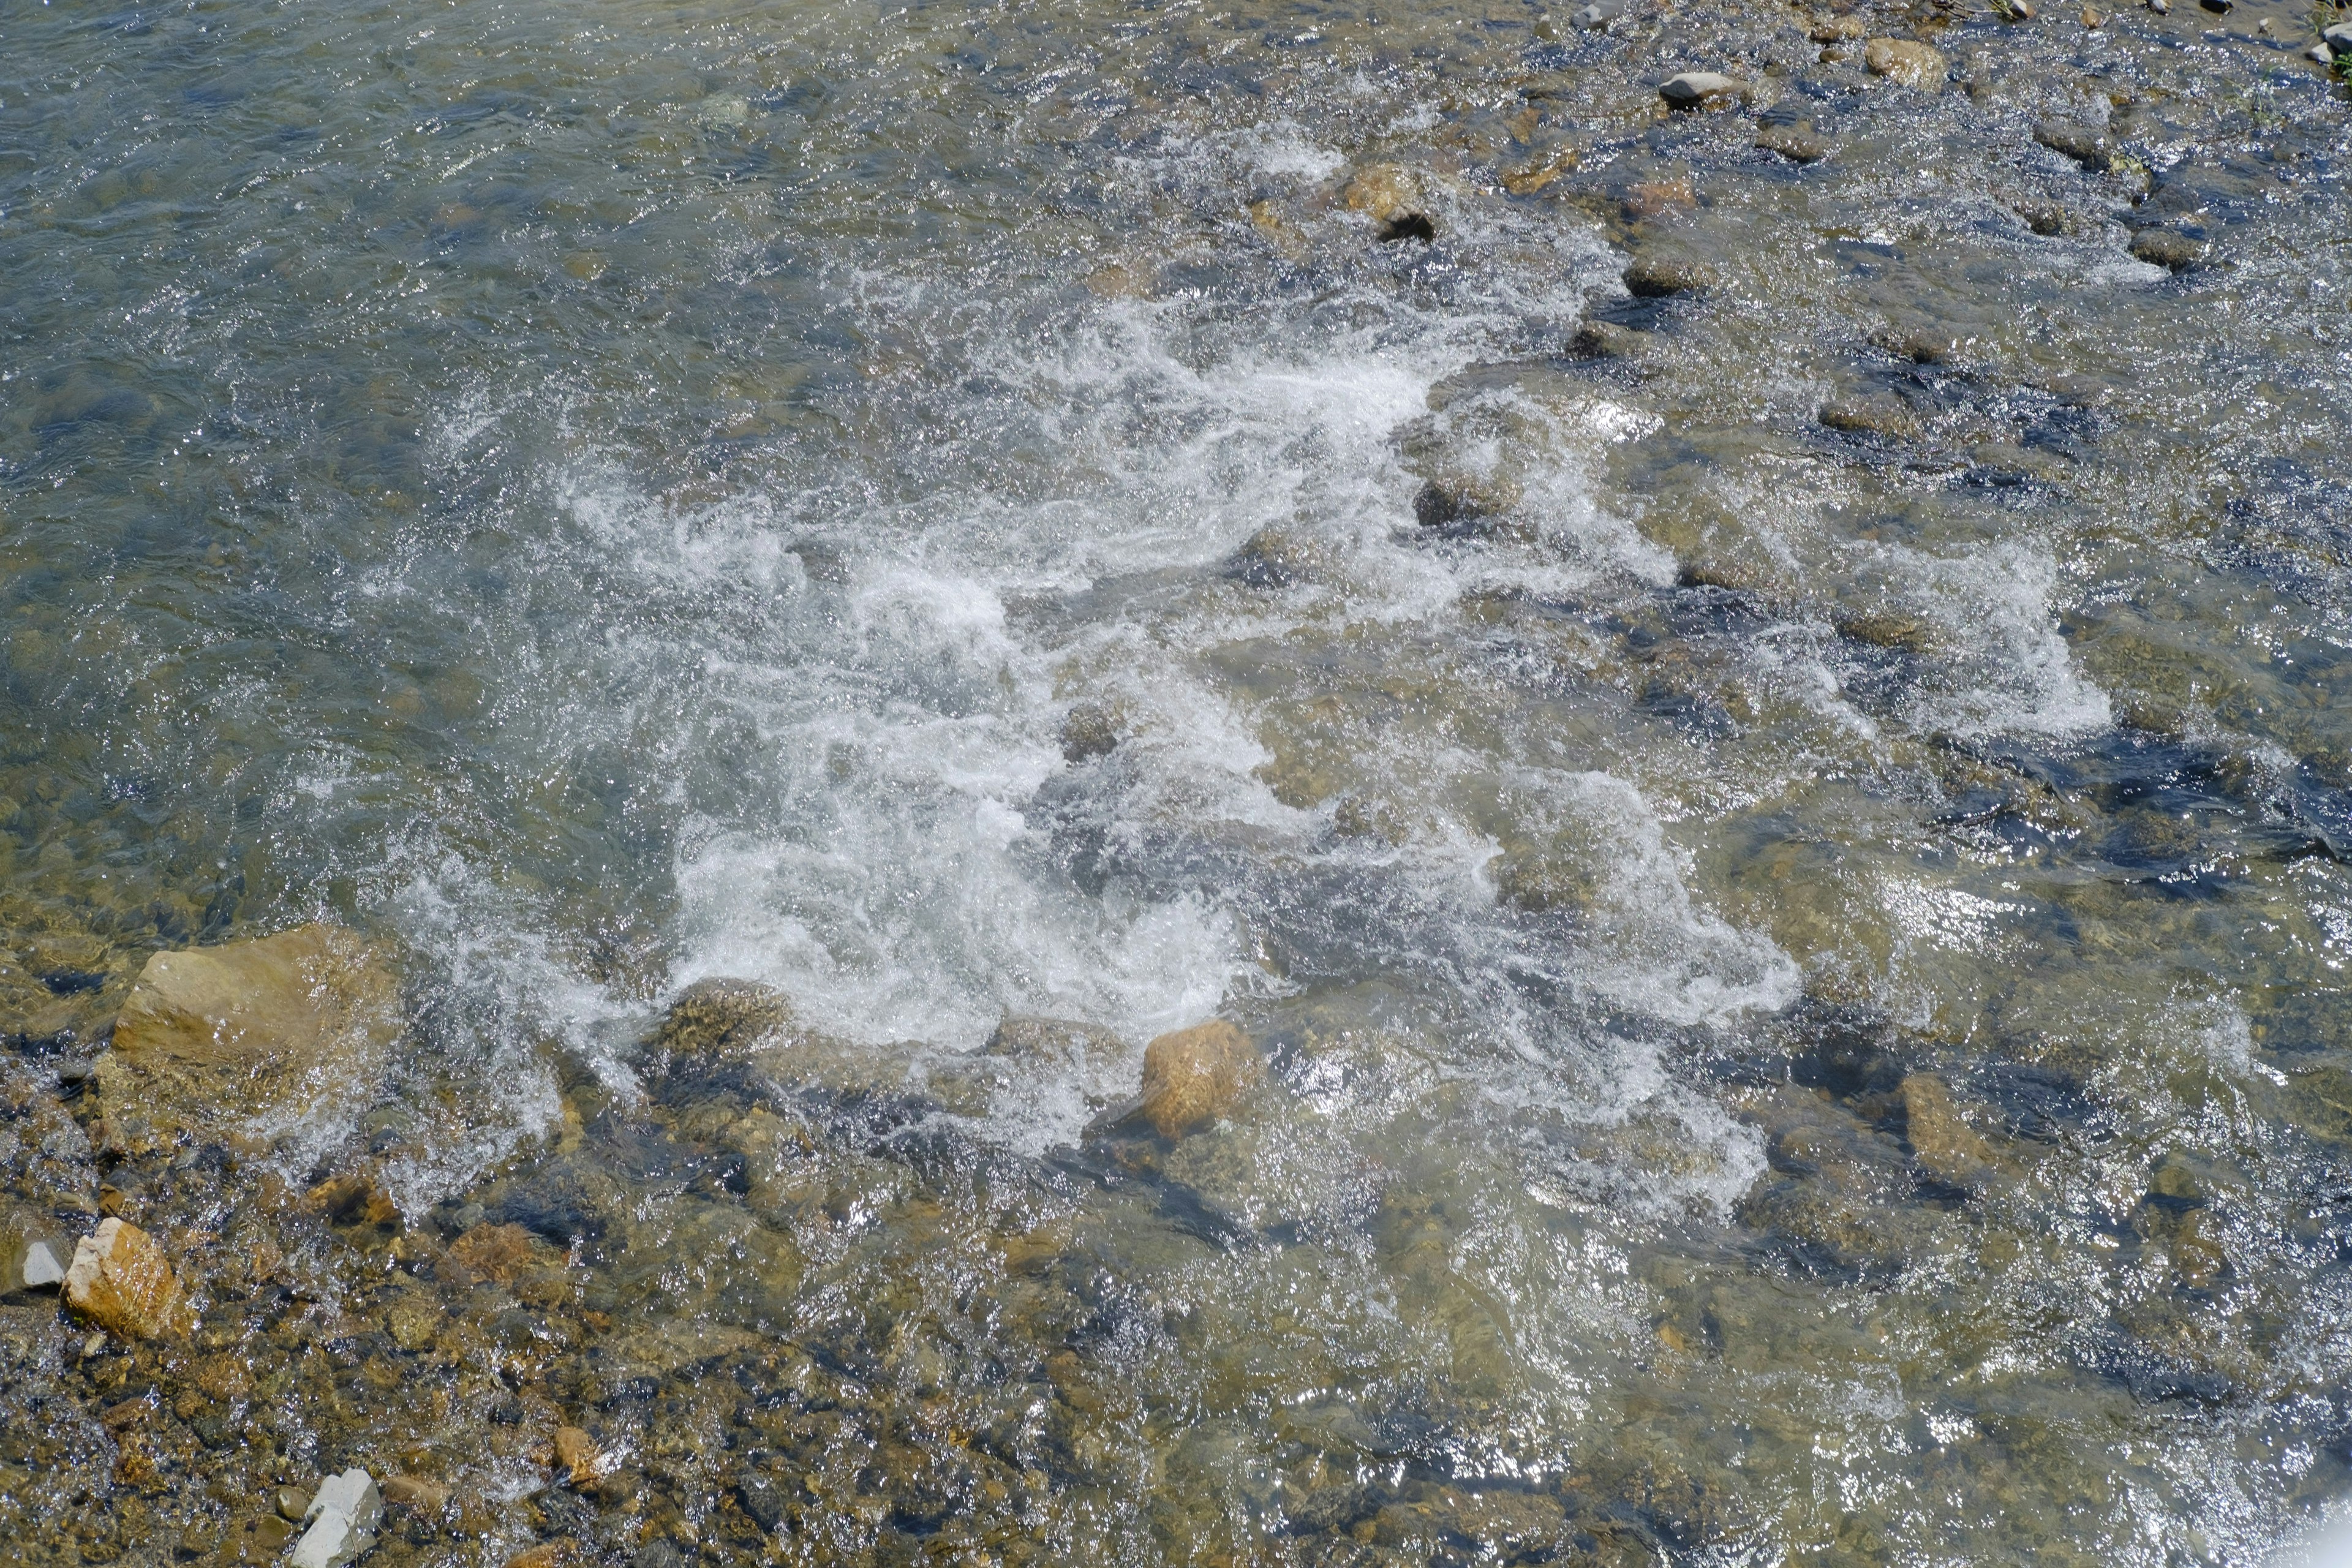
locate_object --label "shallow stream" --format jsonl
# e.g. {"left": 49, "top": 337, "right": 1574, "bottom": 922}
{"left": 5, "top": 0, "right": 2352, "bottom": 1561}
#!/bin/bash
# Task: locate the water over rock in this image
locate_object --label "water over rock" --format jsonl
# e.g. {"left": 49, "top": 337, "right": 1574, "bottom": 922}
{"left": 1863, "top": 38, "right": 1946, "bottom": 88}
{"left": 92, "top": 924, "right": 399, "bottom": 1156}
{"left": 64, "top": 1217, "right": 190, "bottom": 1340}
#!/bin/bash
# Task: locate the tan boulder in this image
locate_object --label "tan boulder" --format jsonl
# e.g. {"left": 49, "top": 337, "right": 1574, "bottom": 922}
{"left": 95, "top": 924, "right": 399, "bottom": 1153}
{"left": 1138, "top": 1020, "right": 1262, "bottom": 1139}
{"left": 64, "top": 1218, "right": 191, "bottom": 1340}
{"left": 1863, "top": 38, "right": 1947, "bottom": 88}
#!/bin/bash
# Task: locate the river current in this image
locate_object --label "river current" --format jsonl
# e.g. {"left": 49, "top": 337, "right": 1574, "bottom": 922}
{"left": 4, "top": 0, "right": 2352, "bottom": 1562}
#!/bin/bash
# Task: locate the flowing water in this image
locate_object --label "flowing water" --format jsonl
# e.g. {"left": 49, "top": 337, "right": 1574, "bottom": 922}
{"left": 5, "top": 0, "right": 2352, "bottom": 1561}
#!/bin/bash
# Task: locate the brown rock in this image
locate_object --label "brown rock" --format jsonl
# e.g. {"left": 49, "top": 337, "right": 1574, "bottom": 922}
{"left": 552, "top": 1425, "right": 609, "bottom": 1486}
{"left": 1137, "top": 1020, "right": 1262, "bottom": 1138}
{"left": 1624, "top": 256, "right": 1708, "bottom": 298}
{"left": 1622, "top": 173, "right": 1695, "bottom": 221}
{"left": 1343, "top": 164, "right": 1440, "bottom": 241}
{"left": 64, "top": 1219, "right": 190, "bottom": 1340}
{"left": 1819, "top": 398, "right": 1923, "bottom": 440}
{"left": 380, "top": 1474, "right": 451, "bottom": 1512}
{"left": 1863, "top": 38, "right": 1947, "bottom": 88}
{"left": 307, "top": 1170, "right": 400, "bottom": 1227}
{"left": 94, "top": 924, "right": 399, "bottom": 1153}
{"left": 447, "top": 1222, "right": 540, "bottom": 1286}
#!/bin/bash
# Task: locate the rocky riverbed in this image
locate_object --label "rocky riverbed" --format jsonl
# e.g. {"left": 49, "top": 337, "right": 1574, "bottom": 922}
{"left": 5, "top": 0, "right": 2352, "bottom": 1560}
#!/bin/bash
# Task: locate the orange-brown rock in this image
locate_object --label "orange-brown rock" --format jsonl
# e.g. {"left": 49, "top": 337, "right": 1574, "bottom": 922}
{"left": 64, "top": 1218, "right": 192, "bottom": 1340}
{"left": 1137, "top": 1020, "right": 1262, "bottom": 1139}
{"left": 95, "top": 924, "right": 399, "bottom": 1153}
{"left": 446, "top": 1222, "right": 539, "bottom": 1286}
{"left": 552, "top": 1425, "right": 609, "bottom": 1485}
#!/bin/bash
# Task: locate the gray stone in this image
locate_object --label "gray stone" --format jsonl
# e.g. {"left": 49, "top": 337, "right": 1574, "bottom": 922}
{"left": 291, "top": 1469, "right": 380, "bottom": 1568}
{"left": 1573, "top": 0, "right": 1627, "bottom": 26}
{"left": 2326, "top": 21, "right": 2352, "bottom": 51}
{"left": 1659, "top": 72, "right": 1745, "bottom": 108}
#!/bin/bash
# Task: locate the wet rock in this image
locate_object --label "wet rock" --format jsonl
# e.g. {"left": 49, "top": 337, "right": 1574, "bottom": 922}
{"left": 290, "top": 1469, "right": 381, "bottom": 1568}
{"left": 380, "top": 1474, "right": 451, "bottom": 1512}
{"left": 1137, "top": 1019, "right": 1262, "bottom": 1138}
{"left": 1500, "top": 143, "right": 1580, "bottom": 196}
{"left": 1059, "top": 702, "right": 1123, "bottom": 763}
{"left": 1621, "top": 172, "right": 1696, "bottom": 221}
{"left": 1573, "top": 0, "right": 1628, "bottom": 26}
{"left": 1623, "top": 255, "right": 1708, "bottom": 298}
{"left": 1412, "top": 480, "right": 1518, "bottom": 534}
{"left": 1899, "top": 1074, "right": 2002, "bottom": 1190}
{"left": 94, "top": 924, "right": 399, "bottom": 1155}
{"left": 1343, "top": 164, "right": 1439, "bottom": 243}
{"left": 553, "top": 1425, "right": 610, "bottom": 1486}
{"left": 64, "top": 1218, "right": 190, "bottom": 1340}
{"left": 2034, "top": 121, "right": 2116, "bottom": 172}
{"left": 1863, "top": 38, "right": 1945, "bottom": 87}
{"left": 2198, "top": 0, "right": 2229, "bottom": 11}
{"left": 308, "top": 1169, "right": 400, "bottom": 1227}
{"left": 445, "top": 1220, "right": 543, "bottom": 1285}
{"left": 1818, "top": 398, "right": 1922, "bottom": 440}
{"left": 1222, "top": 526, "right": 1328, "bottom": 589}
{"left": 2, "top": 1220, "right": 69, "bottom": 1292}
{"left": 382, "top": 1293, "right": 443, "bottom": 1352}
{"left": 1659, "top": 72, "right": 1746, "bottom": 109}
{"left": 2128, "top": 228, "right": 2204, "bottom": 271}
{"left": 650, "top": 977, "right": 794, "bottom": 1069}
{"left": 1871, "top": 325, "right": 1963, "bottom": 366}
{"left": 2327, "top": 20, "right": 2352, "bottom": 52}
{"left": 1755, "top": 124, "right": 1830, "bottom": 162}
{"left": 1571, "top": 320, "right": 1648, "bottom": 359}
{"left": 274, "top": 1487, "right": 314, "bottom": 1522}
{"left": 2009, "top": 196, "right": 2076, "bottom": 236}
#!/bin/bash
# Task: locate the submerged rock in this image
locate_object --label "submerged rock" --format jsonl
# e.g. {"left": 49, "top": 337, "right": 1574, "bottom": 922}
{"left": 2034, "top": 121, "right": 2117, "bottom": 172}
{"left": 1863, "top": 39, "right": 1946, "bottom": 88}
{"left": 94, "top": 924, "right": 399, "bottom": 1155}
{"left": 1624, "top": 256, "right": 1709, "bottom": 298}
{"left": 290, "top": 1468, "right": 381, "bottom": 1568}
{"left": 650, "top": 976, "right": 794, "bottom": 1068}
{"left": 2, "top": 1218, "right": 69, "bottom": 1292}
{"left": 1137, "top": 1019, "right": 1262, "bottom": 1139}
{"left": 1572, "top": 320, "right": 1648, "bottom": 359}
{"left": 1899, "top": 1074, "right": 2004, "bottom": 1191}
{"left": 1343, "top": 164, "right": 1440, "bottom": 243}
{"left": 64, "top": 1218, "right": 190, "bottom": 1340}
{"left": 2128, "top": 228, "right": 2204, "bottom": 271}
{"left": 1755, "top": 124, "right": 1831, "bottom": 162}
{"left": 1659, "top": 72, "right": 1746, "bottom": 108}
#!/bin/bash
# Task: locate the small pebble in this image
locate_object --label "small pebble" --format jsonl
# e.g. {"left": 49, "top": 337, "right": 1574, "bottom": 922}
{"left": 2147, "top": 0, "right": 2166, "bottom": 12}
{"left": 2256, "top": 15, "right": 2272, "bottom": 32}
{"left": 2312, "top": 42, "right": 2337, "bottom": 61}
{"left": 276, "top": 1486, "right": 314, "bottom": 1522}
